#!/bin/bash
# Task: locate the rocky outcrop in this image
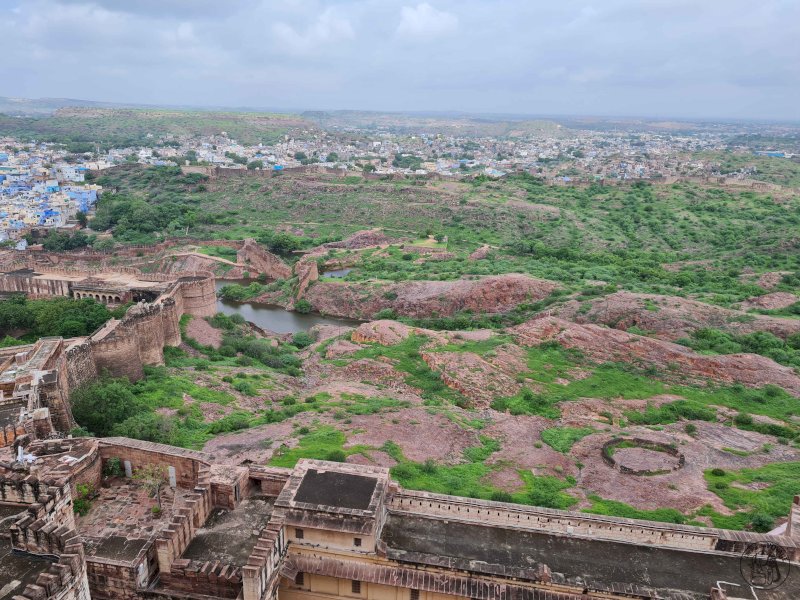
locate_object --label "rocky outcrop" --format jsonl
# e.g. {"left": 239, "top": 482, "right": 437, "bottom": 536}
{"left": 741, "top": 292, "right": 798, "bottom": 311}
{"left": 294, "top": 258, "right": 319, "bottom": 299}
{"left": 468, "top": 245, "right": 492, "bottom": 261}
{"left": 306, "top": 274, "right": 558, "bottom": 320}
{"left": 552, "top": 291, "right": 800, "bottom": 341}
{"left": 352, "top": 320, "right": 416, "bottom": 345}
{"left": 237, "top": 239, "right": 292, "bottom": 280}
{"left": 511, "top": 316, "right": 800, "bottom": 396}
{"left": 421, "top": 351, "right": 521, "bottom": 408}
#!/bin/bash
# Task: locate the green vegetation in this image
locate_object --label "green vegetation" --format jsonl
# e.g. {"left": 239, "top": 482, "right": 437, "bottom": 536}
{"left": 89, "top": 167, "right": 800, "bottom": 309}
{"left": 198, "top": 245, "right": 239, "bottom": 261}
{"left": 584, "top": 495, "right": 688, "bottom": 524}
{"left": 383, "top": 439, "right": 577, "bottom": 509}
{"left": 678, "top": 328, "right": 800, "bottom": 369}
{"left": 0, "top": 295, "right": 126, "bottom": 339}
{"left": 351, "top": 335, "right": 468, "bottom": 406}
{"left": 540, "top": 426, "right": 595, "bottom": 453}
{"left": 702, "top": 463, "right": 800, "bottom": 531}
{"left": 269, "top": 426, "right": 369, "bottom": 467}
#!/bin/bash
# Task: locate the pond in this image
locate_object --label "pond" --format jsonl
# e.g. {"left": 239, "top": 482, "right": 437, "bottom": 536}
{"left": 321, "top": 268, "right": 352, "bottom": 278}
{"left": 215, "top": 280, "right": 361, "bottom": 334}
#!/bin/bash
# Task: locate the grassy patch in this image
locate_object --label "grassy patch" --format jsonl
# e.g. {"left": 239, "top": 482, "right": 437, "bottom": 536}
{"left": 701, "top": 462, "right": 800, "bottom": 531}
{"left": 540, "top": 426, "right": 595, "bottom": 453}
{"left": 268, "top": 426, "right": 370, "bottom": 467}
{"left": 584, "top": 495, "right": 688, "bottom": 524}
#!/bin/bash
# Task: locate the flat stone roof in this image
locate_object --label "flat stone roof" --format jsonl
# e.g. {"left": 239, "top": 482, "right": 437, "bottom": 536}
{"left": 382, "top": 514, "right": 800, "bottom": 600}
{"left": 0, "top": 537, "right": 51, "bottom": 599}
{"left": 84, "top": 536, "right": 150, "bottom": 564}
{"left": 294, "top": 469, "right": 378, "bottom": 511}
{"left": 181, "top": 496, "right": 274, "bottom": 566}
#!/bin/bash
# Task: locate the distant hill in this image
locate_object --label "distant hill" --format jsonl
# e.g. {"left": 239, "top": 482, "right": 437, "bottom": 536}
{"left": 0, "top": 96, "right": 141, "bottom": 116}
{"left": 302, "top": 110, "right": 570, "bottom": 138}
{"left": 0, "top": 106, "right": 313, "bottom": 146}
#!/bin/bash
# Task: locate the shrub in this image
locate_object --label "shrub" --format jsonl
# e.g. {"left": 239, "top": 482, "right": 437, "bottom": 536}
{"left": 294, "top": 299, "right": 312, "bottom": 314}
{"left": 326, "top": 449, "right": 347, "bottom": 462}
{"left": 710, "top": 468, "right": 726, "bottom": 477}
{"left": 292, "top": 331, "right": 315, "bottom": 348}
{"left": 103, "top": 457, "right": 124, "bottom": 478}
{"left": 750, "top": 513, "right": 775, "bottom": 533}
{"left": 375, "top": 308, "right": 397, "bottom": 320}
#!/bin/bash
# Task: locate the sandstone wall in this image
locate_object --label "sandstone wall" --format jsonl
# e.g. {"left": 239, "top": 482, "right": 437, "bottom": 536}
{"left": 238, "top": 238, "right": 292, "bottom": 280}
{"left": 12, "top": 533, "right": 91, "bottom": 600}
{"left": 99, "top": 438, "right": 209, "bottom": 489}
{"left": 0, "top": 273, "right": 72, "bottom": 298}
{"left": 170, "top": 273, "right": 217, "bottom": 317}
{"left": 86, "top": 559, "right": 143, "bottom": 600}
{"left": 64, "top": 341, "right": 98, "bottom": 394}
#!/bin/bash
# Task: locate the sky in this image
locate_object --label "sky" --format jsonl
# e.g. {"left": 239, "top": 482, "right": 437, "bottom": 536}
{"left": 1, "top": 0, "right": 799, "bottom": 120}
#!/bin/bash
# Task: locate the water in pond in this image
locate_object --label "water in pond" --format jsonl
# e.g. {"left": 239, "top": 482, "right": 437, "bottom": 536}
{"left": 321, "top": 268, "right": 352, "bottom": 278}
{"left": 215, "top": 280, "right": 360, "bottom": 334}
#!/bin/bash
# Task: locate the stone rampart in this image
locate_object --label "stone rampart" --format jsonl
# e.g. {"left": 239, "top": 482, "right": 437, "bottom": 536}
{"left": 389, "top": 489, "right": 720, "bottom": 552}
{"left": 11, "top": 529, "right": 90, "bottom": 600}
{"left": 0, "top": 273, "right": 72, "bottom": 298}
{"left": 160, "top": 558, "right": 242, "bottom": 599}
{"left": 241, "top": 514, "right": 288, "bottom": 600}
{"left": 155, "top": 466, "right": 213, "bottom": 574}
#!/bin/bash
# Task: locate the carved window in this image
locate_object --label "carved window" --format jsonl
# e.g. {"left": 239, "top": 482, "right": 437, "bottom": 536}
{"left": 295, "top": 573, "right": 304, "bottom": 586}
{"left": 354, "top": 537, "right": 362, "bottom": 547}
{"left": 410, "top": 590, "right": 420, "bottom": 600}
{"left": 295, "top": 528, "right": 304, "bottom": 539}
{"left": 352, "top": 581, "right": 361, "bottom": 594}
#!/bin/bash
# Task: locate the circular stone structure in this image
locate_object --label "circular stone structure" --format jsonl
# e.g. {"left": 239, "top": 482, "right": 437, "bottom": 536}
{"left": 601, "top": 437, "right": 685, "bottom": 476}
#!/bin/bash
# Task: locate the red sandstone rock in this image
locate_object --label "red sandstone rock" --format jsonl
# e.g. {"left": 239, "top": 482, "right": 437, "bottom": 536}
{"left": 468, "top": 245, "right": 492, "bottom": 261}
{"left": 552, "top": 291, "right": 800, "bottom": 341}
{"left": 325, "top": 339, "right": 363, "bottom": 359}
{"left": 352, "top": 321, "right": 416, "bottom": 345}
{"left": 236, "top": 239, "right": 292, "bottom": 280}
{"left": 293, "top": 258, "right": 319, "bottom": 299}
{"left": 421, "top": 351, "right": 521, "bottom": 408}
{"left": 741, "top": 291, "right": 798, "bottom": 311}
{"left": 511, "top": 316, "right": 800, "bottom": 396}
{"left": 306, "top": 274, "right": 559, "bottom": 320}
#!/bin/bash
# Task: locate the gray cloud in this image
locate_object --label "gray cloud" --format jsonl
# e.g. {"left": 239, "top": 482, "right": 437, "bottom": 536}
{"left": 1, "top": 0, "right": 798, "bottom": 120}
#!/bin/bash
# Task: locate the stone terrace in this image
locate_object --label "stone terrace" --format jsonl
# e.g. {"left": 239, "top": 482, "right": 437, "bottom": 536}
{"left": 76, "top": 478, "right": 193, "bottom": 544}
{"left": 181, "top": 496, "right": 275, "bottom": 566}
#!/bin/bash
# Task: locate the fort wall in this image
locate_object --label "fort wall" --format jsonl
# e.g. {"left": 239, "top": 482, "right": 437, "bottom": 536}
{"left": 98, "top": 438, "right": 209, "bottom": 489}
{"left": 12, "top": 531, "right": 91, "bottom": 600}
{"left": 0, "top": 273, "right": 72, "bottom": 298}
{"left": 389, "top": 489, "right": 720, "bottom": 552}
{"left": 85, "top": 547, "right": 154, "bottom": 600}
{"left": 155, "top": 469, "right": 213, "bottom": 574}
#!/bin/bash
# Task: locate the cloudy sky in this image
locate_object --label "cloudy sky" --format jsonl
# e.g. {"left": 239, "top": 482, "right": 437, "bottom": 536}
{"left": 1, "top": 0, "right": 799, "bottom": 120}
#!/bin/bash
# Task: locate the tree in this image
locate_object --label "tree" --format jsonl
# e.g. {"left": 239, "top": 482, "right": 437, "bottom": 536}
{"left": 70, "top": 376, "right": 143, "bottom": 437}
{"left": 294, "top": 151, "right": 307, "bottom": 161}
{"left": 294, "top": 299, "right": 312, "bottom": 314}
{"left": 362, "top": 164, "right": 376, "bottom": 173}
{"left": 326, "top": 152, "right": 339, "bottom": 162}
{"left": 76, "top": 211, "right": 88, "bottom": 228}
{"left": 247, "top": 160, "right": 264, "bottom": 170}
{"left": 133, "top": 464, "right": 169, "bottom": 510}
